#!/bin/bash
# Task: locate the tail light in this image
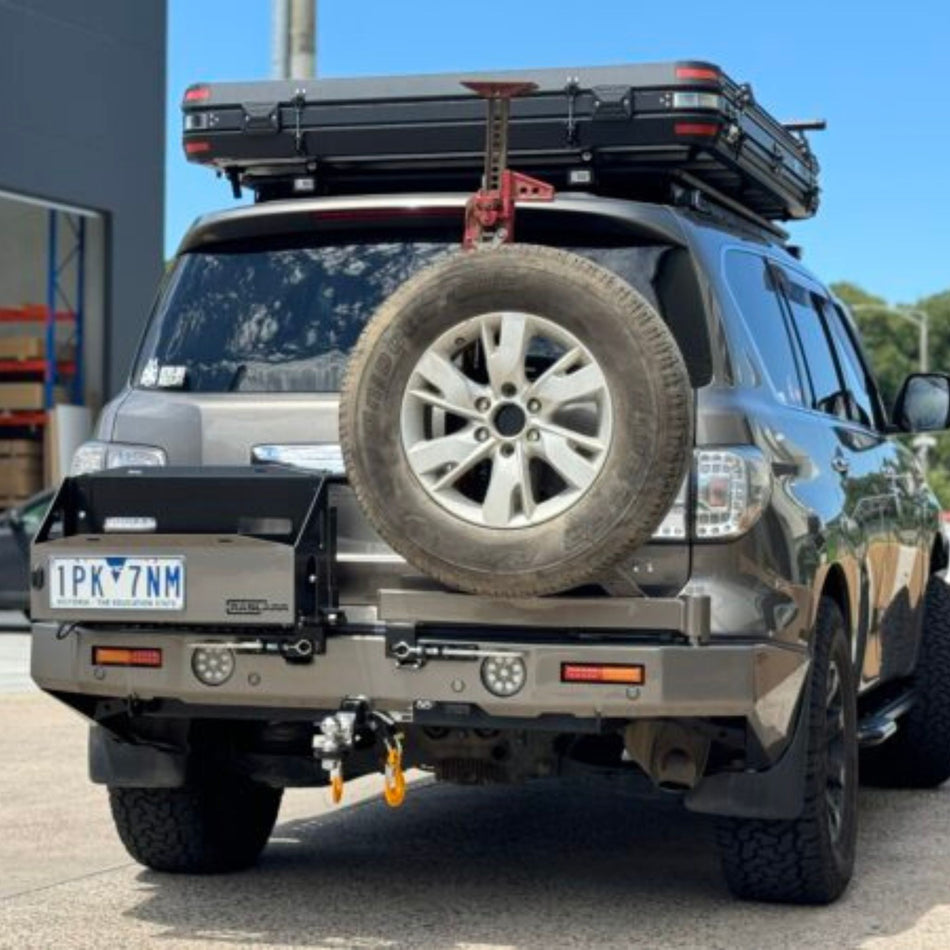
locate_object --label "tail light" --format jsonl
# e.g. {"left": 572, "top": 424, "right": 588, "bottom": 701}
{"left": 92, "top": 647, "right": 162, "bottom": 668}
{"left": 183, "top": 85, "right": 210, "bottom": 102}
{"left": 652, "top": 474, "right": 689, "bottom": 540}
{"left": 562, "top": 663, "right": 645, "bottom": 685}
{"left": 652, "top": 448, "right": 771, "bottom": 542}
{"left": 675, "top": 66, "right": 721, "bottom": 82}
{"left": 674, "top": 122, "right": 720, "bottom": 137}
{"left": 694, "top": 447, "right": 771, "bottom": 539}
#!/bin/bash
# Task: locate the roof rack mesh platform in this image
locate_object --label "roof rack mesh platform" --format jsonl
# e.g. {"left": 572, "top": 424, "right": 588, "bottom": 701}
{"left": 181, "top": 61, "right": 822, "bottom": 222}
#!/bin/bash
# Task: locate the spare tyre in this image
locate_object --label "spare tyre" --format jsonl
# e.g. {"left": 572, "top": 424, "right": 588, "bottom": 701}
{"left": 340, "top": 243, "right": 692, "bottom": 597}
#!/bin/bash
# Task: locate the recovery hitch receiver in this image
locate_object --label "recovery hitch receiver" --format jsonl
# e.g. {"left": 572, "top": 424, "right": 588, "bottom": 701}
{"left": 313, "top": 698, "right": 407, "bottom": 807}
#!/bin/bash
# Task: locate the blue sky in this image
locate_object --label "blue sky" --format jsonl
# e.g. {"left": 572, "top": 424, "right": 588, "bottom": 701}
{"left": 166, "top": 0, "right": 949, "bottom": 304}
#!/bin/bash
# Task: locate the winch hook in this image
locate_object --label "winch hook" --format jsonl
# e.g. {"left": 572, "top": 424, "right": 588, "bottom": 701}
{"left": 383, "top": 734, "right": 406, "bottom": 808}
{"left": 330, "top": 761, "right": 344, "bottom": 804}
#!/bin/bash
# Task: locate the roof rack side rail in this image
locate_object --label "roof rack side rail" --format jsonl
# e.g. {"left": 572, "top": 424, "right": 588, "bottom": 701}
{"left": 673, "top": 172, "right": 789, "bottom": 242}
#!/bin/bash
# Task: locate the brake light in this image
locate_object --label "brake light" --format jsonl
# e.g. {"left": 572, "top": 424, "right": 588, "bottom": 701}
{"left": 562, "top": 663, "right": 644, "bottom": 685}
{"left": 674, "top": 122, "right": 720, "bottom": 137}
{"left": 184, "top": 141, "right": 211, "bottom": 155}
{"left": 92, "top": 647, "right": 163, "bottom": 668}
{"left": 184, "top": 85, "right": 210, "bottom": 102}
{"left": 675, "top": 66, "right": 720, "bottom": 82}
{"left": 694, "top": 448, "right": 771, "bottom": 539}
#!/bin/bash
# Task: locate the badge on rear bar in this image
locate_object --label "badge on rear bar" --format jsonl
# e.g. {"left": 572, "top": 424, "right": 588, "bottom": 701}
{"left": 49, "top": 556, "right": 186, "bottom": 610}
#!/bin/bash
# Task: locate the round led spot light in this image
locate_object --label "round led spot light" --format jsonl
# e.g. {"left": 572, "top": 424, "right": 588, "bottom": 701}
{"left": 191, "top": 645, "right": 235, "bottom": 687}
{"left": 480, "top": 654, "right": 527, "bottom": 698}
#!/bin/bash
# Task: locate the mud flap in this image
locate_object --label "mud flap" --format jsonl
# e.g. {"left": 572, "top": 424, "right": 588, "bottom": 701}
{"left": 88, "top": 725, "right": 187, "bottom": 788}
{"left": 683, "top": 674, "right": 811, "bottom": 820}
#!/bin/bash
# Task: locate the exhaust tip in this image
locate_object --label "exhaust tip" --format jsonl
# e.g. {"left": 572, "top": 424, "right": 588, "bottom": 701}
{"left": 655, "top": 747, "right": 698, "bottom": 791}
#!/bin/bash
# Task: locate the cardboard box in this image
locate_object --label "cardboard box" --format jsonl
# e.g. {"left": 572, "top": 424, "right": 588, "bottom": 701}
{"left": 0, "top": 384, "right": 68, "bottom": 410}
{"left": 0, "top": 337, "right": 45, "bottom": 361}
{"left": 0, "top": 439, "right": 41, "bottom": 459}
{"left": 0, "top": 383, "right": 45, "bottom": 410}
{"left": 0, "top": 455, "right": 43, "bottom": 496}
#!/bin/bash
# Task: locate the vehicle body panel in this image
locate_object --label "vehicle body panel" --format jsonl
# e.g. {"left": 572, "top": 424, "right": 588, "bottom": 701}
{"left": 29, "top": 191, "right": 945, "bottom": 819}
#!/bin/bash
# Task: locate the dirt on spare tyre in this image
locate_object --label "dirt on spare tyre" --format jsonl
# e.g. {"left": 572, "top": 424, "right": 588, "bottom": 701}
{"left": 339, "top": 243, "right": 692, "bottom": 598}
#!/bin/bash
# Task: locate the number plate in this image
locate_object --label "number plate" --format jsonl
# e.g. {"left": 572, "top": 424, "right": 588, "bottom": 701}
{"left": 49, "top": 556, "right": 185, "bottom": 611}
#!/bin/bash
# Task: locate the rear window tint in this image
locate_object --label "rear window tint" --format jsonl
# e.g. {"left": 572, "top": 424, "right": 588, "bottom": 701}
{"left": 134, "top": 237, "right": 671, "bottom": 393}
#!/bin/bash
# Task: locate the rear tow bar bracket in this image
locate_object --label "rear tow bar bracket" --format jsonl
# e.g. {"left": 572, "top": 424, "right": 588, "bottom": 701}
{"left": 312, "top": 699, "right": 407, "bottom": 808}
{"left": 391, "top": 639, "right": 525, "bottom": 670}
{"left": 187, "top": 636, "right": 318, "bottom": 664}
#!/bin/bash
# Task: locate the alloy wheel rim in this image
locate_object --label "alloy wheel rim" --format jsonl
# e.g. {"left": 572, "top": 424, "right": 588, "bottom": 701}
{"left": 400, "top": 311, "right": 614, "bottom": 529}
{"left": 825, "top": 659, "right": 848, "bottom": 844}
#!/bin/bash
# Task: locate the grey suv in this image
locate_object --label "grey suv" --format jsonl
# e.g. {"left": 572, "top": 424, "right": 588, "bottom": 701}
{"left": 29, "top": 87, "right": 950, "bottom": 906}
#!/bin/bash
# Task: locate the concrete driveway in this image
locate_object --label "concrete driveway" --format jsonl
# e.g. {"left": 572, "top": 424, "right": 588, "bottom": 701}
{"left": 2, "top": 643, "right": 950, "bottom": 949}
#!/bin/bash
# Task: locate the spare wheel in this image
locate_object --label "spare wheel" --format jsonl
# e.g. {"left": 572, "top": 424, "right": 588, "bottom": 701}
{"left": 339, "top": 243, "right": 692, "bottom": 597}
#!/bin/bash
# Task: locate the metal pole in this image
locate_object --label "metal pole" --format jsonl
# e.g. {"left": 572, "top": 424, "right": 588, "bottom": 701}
{"left": 289, "top": 0, "right": 315, "bottom": 78}
{"left": 74, "top": 216, "right": 85, "bottom": 405}
{"left": 45, "top": 211, "right": 58, "bottom": 411}
{"left": 271, "top": 0, "right": 290, "bottom": 79}
{"left": 918, "top": 312, "right": 929, "bottom": 374}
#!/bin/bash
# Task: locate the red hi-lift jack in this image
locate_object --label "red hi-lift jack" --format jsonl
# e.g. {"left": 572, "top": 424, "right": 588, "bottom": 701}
{"left": 461, "top": 81, "right": 556, "bottom": 249}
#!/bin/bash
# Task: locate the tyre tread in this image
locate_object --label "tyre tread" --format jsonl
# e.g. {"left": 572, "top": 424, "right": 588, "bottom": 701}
{"left": 109, "top": 778, "right": 281, "bottom": 874}
{"left": 716, "top": 598, "right": 857, "bottom": 904}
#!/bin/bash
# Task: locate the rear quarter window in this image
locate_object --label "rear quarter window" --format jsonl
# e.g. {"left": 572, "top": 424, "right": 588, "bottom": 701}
{"left": 723, "top": 250, "right": 805, "bottom": 407}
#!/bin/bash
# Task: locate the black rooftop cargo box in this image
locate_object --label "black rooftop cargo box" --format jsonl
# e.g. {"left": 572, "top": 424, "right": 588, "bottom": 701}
{"left": 182, "top": 61, "right": 821, "bottom": 221}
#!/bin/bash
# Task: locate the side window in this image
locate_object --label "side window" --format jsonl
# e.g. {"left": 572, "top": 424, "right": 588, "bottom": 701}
{"left": 776, "top": 270, "right": 847, "bottom": 419}
{"left": 821, "top": 301, "right": 880, "bottom": 429}
{"left": 723, "top": 251, "right": 805, "bottom": 406}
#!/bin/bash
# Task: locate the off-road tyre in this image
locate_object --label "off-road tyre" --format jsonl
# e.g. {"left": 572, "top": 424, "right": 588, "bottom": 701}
{"left": 340, "top": 244, "right": 692, "bottom": 597}
{"left": 716, "top": 598, "right": 858, "bottom": 904}
{"left": 109, "top": 776, "right": 282, "bottom": 874}
{"left": 861, "top": 574, "right": 950, "bottom": 788}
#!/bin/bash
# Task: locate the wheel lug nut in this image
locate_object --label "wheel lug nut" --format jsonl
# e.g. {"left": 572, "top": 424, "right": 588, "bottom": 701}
{"left": 475, "top": 427, "right": 490, "bottom": 443}
{"left": 527, "top": 399, "right": 541, "bottom": 413}
{"left": 475, "top": 397, "right": 491, "bottom": 413}
{"left": 500, "top": 443, "right": 515, "bottom": 457}
{"left": 526, "top": 429, "right": 540, "bottom": 443}
{"left": 501, "top": 383, "right": 517, "bottom": 398}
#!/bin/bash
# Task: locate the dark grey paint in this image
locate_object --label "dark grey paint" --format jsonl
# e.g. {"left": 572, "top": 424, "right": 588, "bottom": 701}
{"left": 0, "top": 0, "right": 166, "bottom": 396}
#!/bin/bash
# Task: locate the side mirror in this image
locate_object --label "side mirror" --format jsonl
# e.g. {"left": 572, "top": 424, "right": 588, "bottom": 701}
{"left": 893, "top": 373, "right": 950, "bottom": 432}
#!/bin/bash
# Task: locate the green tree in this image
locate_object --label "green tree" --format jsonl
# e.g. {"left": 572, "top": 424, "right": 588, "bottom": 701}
{"left": 833, "top": 282, "right": 950, "bottom": 508}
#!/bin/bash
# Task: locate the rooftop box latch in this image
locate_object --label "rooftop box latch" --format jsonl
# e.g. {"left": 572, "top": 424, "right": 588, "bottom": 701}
{"left": 592, "top": 85, "right": 634, "bottom": 120}
{"left": 242, "top": 102, "right": 280, "bottom": 135}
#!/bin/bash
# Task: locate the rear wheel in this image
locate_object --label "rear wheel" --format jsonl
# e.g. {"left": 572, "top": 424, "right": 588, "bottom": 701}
{"left": 861, "top": 574, "right": 950, "bottom": 788}
{"left": 109, "top": 774, "right": 282, "bottom": 874}
{"left": 716, "top": 598, "right": 858, "bottom": 904}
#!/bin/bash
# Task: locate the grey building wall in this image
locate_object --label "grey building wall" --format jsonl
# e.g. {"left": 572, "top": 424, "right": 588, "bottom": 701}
{"left": 0, "top": 0, "right": 166, "bottom": 396}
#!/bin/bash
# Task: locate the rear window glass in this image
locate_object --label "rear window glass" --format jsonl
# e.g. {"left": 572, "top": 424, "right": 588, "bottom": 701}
{"left": 133, "top": 235, "right": 669, "bottom": 394}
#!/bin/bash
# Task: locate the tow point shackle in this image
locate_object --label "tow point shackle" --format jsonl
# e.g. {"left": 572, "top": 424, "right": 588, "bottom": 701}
{"left": 314, "top": 702, "right": 407, "bottom": 809}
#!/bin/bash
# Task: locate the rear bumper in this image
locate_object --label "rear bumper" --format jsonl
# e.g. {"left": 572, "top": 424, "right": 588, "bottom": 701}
{"left": 31, "top": 620, "right": 809, "bottom": 754}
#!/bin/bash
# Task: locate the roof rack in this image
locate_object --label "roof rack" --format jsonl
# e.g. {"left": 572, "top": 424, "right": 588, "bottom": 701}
{"left": 181, "top": 61, "right": 823, "bottom": 223}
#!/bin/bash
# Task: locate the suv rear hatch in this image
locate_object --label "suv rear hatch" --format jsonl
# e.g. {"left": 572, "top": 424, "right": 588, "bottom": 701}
{"left": 110, "top": 197, "right": 707, "bottom": 600}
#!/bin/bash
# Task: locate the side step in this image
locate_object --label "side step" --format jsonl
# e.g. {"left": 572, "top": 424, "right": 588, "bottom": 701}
{"left": 857, "top": 689, "right": 916, "bottom": 748}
